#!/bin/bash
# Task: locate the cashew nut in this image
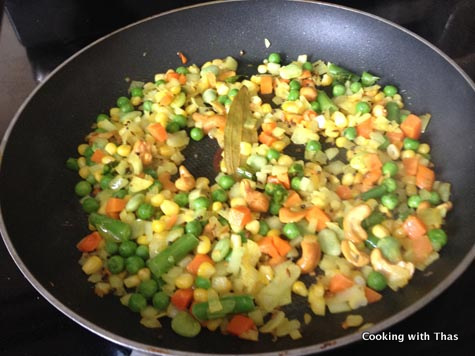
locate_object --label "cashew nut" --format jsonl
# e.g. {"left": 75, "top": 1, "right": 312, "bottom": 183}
{"left": 175, "top": 165, "right": 196, "bottom": 192}
{"left": 133, "top": 140, "right": 152, "bottom": 165}
{"left": 370, "top": 249, "right": 415, "bottom": 291}
{"left": 343, "top": 204, "right": 371, "bottom": 243}
{"left": 297, "top": 236, "right": 321, "bottom": 274}
{"left": 242, "top": 180, "right": 269, "bottom": 213}
{"left": 341, "top": 240, "right": 369, "bottom": 267}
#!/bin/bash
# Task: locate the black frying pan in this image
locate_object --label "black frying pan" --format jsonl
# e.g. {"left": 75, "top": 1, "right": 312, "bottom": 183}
{"left": 1, "top": 1, "right": 475, "bottom": 354}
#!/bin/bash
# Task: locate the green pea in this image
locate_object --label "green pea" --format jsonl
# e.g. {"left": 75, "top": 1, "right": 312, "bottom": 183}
{"left": 136, "top": 203, "right": 154, "bottom": 220}
{"left": 74, "top": 181, "right": 92, "bottom": 197}
{"left": 266, "top": 148, "right": 280, "bottom": 161}
{"left": 377, "top": 236, "right": 401, "bottom": 263}
{"left": 107, "top": 255, "right": 125, "bottom": 274}
{"left": 310, "top": 100, "right": 320, "bottom": 112}
{"left": 128, "top": 293, "right": 147, "bottom": 312}
{"left": 291, "top": 176, "right": 302, "bottom": 190}
{"left": 99, "top": 175, "right": 113, "bottom": 190}
{"left": 367, "top": 271, "right": 387, "bottom": 291}
{"left": 403, "top": 138, "right": 420, "bottom": 151}
{"left": 174, "top": 192, "right": 189, "bottom": 207}
{"left": 102, "top": 164, "right": 111, "bottom": 174}
{"left": 356, "top": 101, "right": 371, "bottom": 114}
{"left": 268, "top": 52, "right": 281, "bottom": 64}
{"left": 86, "top": 174, "right": 96, "bottom": 185}
{"left": 228, "top": 88, "right": 239, "bottom": 98}
{"left": 195, "top": 276, "right": 211, "bottom": 289}
{"left": 171, "top": 311, "right": 201, "bottom": 338}
{"left": 138, "top": 279, "right": 158, "bottom": 299}
{"left": 428, "top": 228, "right": 447, "bottom": 251}
{"left": 382, "top": 178, "right": 397, "bottom": 193}
{"left": 172, "top": 114, "right": 188, "bottom": 129}
{"left": 382, "top": 162, "right": 398, "bottom": 177}
{"left": 82, "top": 197, "right": 100, "bottom": 213}
{"left": 407, "top": 195, "right": 422, "bottom": 208}
{"left": 343, "top": 127, "right": 357, "bottom": 140}
{"left": 211, "top": 189, "right": 227, "bottom": 203}
{"left": 176, "top": 66, "right": 188, "bottom": 74}
{"left": 190, "top": 127, "right": 204, "bottom": 141}
{"left": 185, "top": 220, "right": 203, "bottom": 236}
{"left": 143, "top": 100, "right": 153, "bottom": 112}
{"left": 302, "top": 61, "right": 313, "bottom": 71}
{"left": 428, "top": 191, "right": 441, "bottom": 205}
{"left": 287, "top": 89, "right": 300, "bottom": 101}
{"left": 350, "top": 81, "right": 362, "bottom": 93}
{"left": 289, "top": 79, "right": 301, "bottom": 90}
{"left": 269, "top": 201, "right": 281, "bottom": 215}
{"left": 365, "top": 234, "right": 380, "bottom": 250}
{"left": 218, "top": 95, "right": 228, "bottom": 104}
{"left": 289, "top": 163, "right": 304, "bottom": 177}
{"left": 66, "top": 157, "right": 79, "bottom": 171}
{"left": 264, "top": 183, "right": 278, "bottom": 195}
{"left": 119, "top": 240, "right": 137, "bottom": 258}
{"left": 332, "top": 84, "right": 346, "bottom": 97}
{"left": 381, "top": 193, "right": 399, "bottom": 210}
{"left": 191, "top": 197, "right": 210, "bottom": 210}
{"left": 113, "top": 189, "right": 127, "bottom": 199}
{"left": 96, "top": 113, "right": 109, "bottom": 122}
{"left": 379, "top": 135, "right": 390, "bottom": 150}
{"left": 202, "top": 89, "right": 217, "bottom": 104}
{"left": 283, "top": 223, "right": 300, "bottom": 239}
{"left": 306, "top": 140, "right": 321, "bottom": 152}
{"left": 166, "top": 121, "right": 181, "bottom": 133}
{"left": 217, "top": 175, "right": 235, "bottom": 190}
{"left": 120, "top": 102, "right": 134, "bottom": 113}
{"left": 383, "top": 85, "right": 398, "bottom": 97}
{"left": 152, "top": 291, "right": 170, "bottom": 311}
{"left": 131, "top": 87, "right": 143, "bottom": 98}
{"left": 116, "top": 96, "right": 129, "bottom": 107}
{"left": 136, "top": 245, "right": 149, "bottom": 260}
{"left": 155, "top": 79, "right": 166, "bottom": 86}
{"left": 126, "top": 256, "right": 145, "bottom": 274}
{"left": 105, "top": 241, "right": 119, "bottom": 255}
{"left": 83, "top": 146, "right": 94, "bottom": 158}
{"left": 258, "top": 221, "right": 270, "bottom": 236}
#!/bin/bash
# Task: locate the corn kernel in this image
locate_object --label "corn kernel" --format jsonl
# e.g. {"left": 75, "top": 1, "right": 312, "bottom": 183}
{"left": 197, "top": 262, "right": 216, "bottom": 279}
{"left": 292, "top": 281, "right": 308, "bottom": 297}
{"left": 170, "top": 85, "right": 181, "bottom": 95}
{"left": 267, "top": 229, "right": 280, "bottom": 237}
{"left": 155, "top": 112, "right": 168, "bottom": 126}
{"left": 211, "top": 276, "right": 232, "bottom": 293}
{"left": 77, "top": 157, "right": 86, "bottom": 168}
{"left": 245, "top": 220, "right": 260, "bottom": 235}
{"left": 206, "top": 318, "right": 222, "bottom": 331}
{"left": 137, "top": 235, "right": 149, "bottom": 245}
{"left": 240, "top": 142, "right": 253, "bottom": 156}
{"left": 261, "top": 103, "right": 272, "bottom": 114}
{"left": 77, "top": 144, "right": 89, "bottom": 155}
{"left": 230, "top": 197, "right": 246, "bottom": 208}
{"left": 321, "top": 73, "right": 333, "bottom": 86}
{"left": 393, "top": 227, "right": 407, "bottom": 239}
{"left": 160, "top": 200, "right": 180, "bottom": 216}
{"left": 405, "top": 184, "right": 418, "bottom": 196}
{"left": 282, "top": 101, "right": 300, "bottom": 114}
{"left": 372, "top": 224, "right": 390, "bottom": 238}
{"left": 418, "top": 143, "right": 430, "bottom": 154}
{"left": 131, "top": 96, "right": 142, "bottom": 106}
{"left": 137, "top": 268, "right": 151, "bottom": 281}
{"left": 79, "top": 166, "right": 90, "bottom": 179}
{"left": 193, "top": 288, "right": 208, "bottom": 303}
{"left": 101, "top": 155, "right": 115, "bottom": 164}
{"left": 82, "top": 256, "right": 103, "bottom": 275}
{"left": 277, "top": 154, "right": 293, "bottom": 167}
{"left": 335, "top": 137, "right": 348, "bottom": 148}
{"left": 109, "top": 107, "right": 121, "bottom": 117}
{"left": 195, "top": 177, "right": 210, "bottom": 190}
{"left": 150, "top": 193, "right": 165, "bottom": 207}
{"left": 117, "top": 144, "right": 132, "bottom": 157}
{"left": 197, "top": 235, "right": 211, "bottom": 254}
{"left": 212, "top": 201, "right": 223, "bottom": 212}
{"left": 124, "top": 275, "right": 141, "bottom": 288}
{"left": 372, "top": 104, "right": 387, "bottom": 117}
{"left": 152, "top": 219, "right": 166, "bottom": 233}
{"left": 159, "top": 145, "right": 174, "bottom": 157}
{"left": 219, "top": 160, "right": 227, "bottom": 173}
{"left": 93, "top": 171, "right": 103, "bottom": 183}
{"left": 175, "top": 273, "right": 194, "bottom": 289}
{"left": 342, "top": 172, "right": 354, "bottom": 186}
{"left": 259, "top": 265, "right": 274, "bottom": 282}
{"left": 343, "top": 315, "right": 364, "bottom": 328}
{"left": 401, "top": 150, "right": 415, "bottom": 159}
{"left": 333, "top": 112, "right": 348, "bottom": 128}
{"left": 257, "top": 64, "right": 267, "bottom": 74}
{"left": 104, "top": 142, "right": 117, "bottom": 155}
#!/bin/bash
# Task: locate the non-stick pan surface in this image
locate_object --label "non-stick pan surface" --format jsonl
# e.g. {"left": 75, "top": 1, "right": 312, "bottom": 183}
{"left": 1, "top": 1, "right": 475, "bottom": 354}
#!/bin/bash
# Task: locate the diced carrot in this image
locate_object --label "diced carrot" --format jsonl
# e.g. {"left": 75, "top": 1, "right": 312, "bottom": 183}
{"left": 303, "top": 109, "right": 317, "bottom": 121}
{"left": 285, "top": 113, "right": 304, "bottom": 124}
{"left": 408, "top": 234, "right": 433, "bottom": 263}
{"left": 336, "top": 185, "right": 352, "bottom": 200}
{"left": 300, "top": 69, "right": 312, "bottom": 79}
{"left": 268, "top": 255, "right": 287, "bottom": 266}
{"left": 272, "top": 235, "right": 292, "bottom": 257}
{"left": 305, "top": 206, "right": 331, "bottom": 231}
{"left": 165, "top": 214, "right": 178, "bottom": 229}
{"left": 76, "top": 231, "right": 102, "bottom": 252}
{"left": 329, "top": 274, "right": 354, "bottom": 293}
{"left": 276, "top": 173, "right": 290, "bottom": 189}
{"left": 279, "top": 207, "right": 307, "bottom": 223}
{"left": 258, "top": 237, "right": 280, "bottom": 259}
{"left": 261, "top": 122, "right": 276, "bottom": 134}
{"left": 186, "top": 254, "right": 213, "bottom": 275}
{"left": 400, "top": 114, "right": 422, "bottom": 139}
{"left": 177, "top": 51, "right": 188, "bottom": 64}
{"left": 90, "top": 149, "right": 106, "bottom": 164}
{"left": 160, "top": 92, "right": 174, "bottom": 106}
{"left": 258, "top": 131, "right": 277, "bottom": 146}
{"left": 226, "top": 315, "right": 255, "bottom": 336}
{"left": 364, "top": 287, "right": 383, "bottom": 303}
{"left": 300, "top": 87, "right": 317, "bottom": 101}
{"left": 403, "top": 215, "right": 427, "bottom": 239}
{"left": 229, "top": 206, "right": 252, "bottom": 228}
{"left": 364, "top": 153, "right": 382, "bottom": 172}
{"left": 416, "top": 165, "right": 435, "bottom": 191}
{"left": 386, "top": 131, "right": 405, "bottom": 144}
{"left": 362, "top": 169, "right": 382, "bottom": 187}
{"left": 105, "top": 197, "right": 127, "bottom": 218}
{"left": 158, "top": 172, "right": 177, "bottom": 192}
{"left": 283, "top": 190, "right": 302, "bottom": 208}
{"left": 165, "top": 71, "right": 180, "bottom": 82}
{"left": 217, "top": 70, "right": 236, "bottom": 81}
{"left": 148, "top": 123, "right": 168, "bottom": 143}
{"left": 403, "top": 157, "right": 419, "bottom": 176}
{"left": 171, "top": 288, "right": 194, "bottom": 310}
{"left": 356, "top": 118, "right": 373, "bottom": 139}
{"left": 260, "top": 75, "right": 273, "bottom": 95}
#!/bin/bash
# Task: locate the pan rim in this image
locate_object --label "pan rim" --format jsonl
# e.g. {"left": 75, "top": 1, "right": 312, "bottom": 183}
{"left": 1, "top": 0, "right": 474, "bottom": 355}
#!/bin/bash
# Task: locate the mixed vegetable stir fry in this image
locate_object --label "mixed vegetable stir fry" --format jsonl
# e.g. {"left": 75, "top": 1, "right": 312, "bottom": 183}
{"left": 68, "top": 52, "right": 452, "bottom": 340}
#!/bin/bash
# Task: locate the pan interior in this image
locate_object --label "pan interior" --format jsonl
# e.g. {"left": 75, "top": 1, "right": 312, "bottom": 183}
{"left": 1, "top": 0, "right": 474, "bottom": 354}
